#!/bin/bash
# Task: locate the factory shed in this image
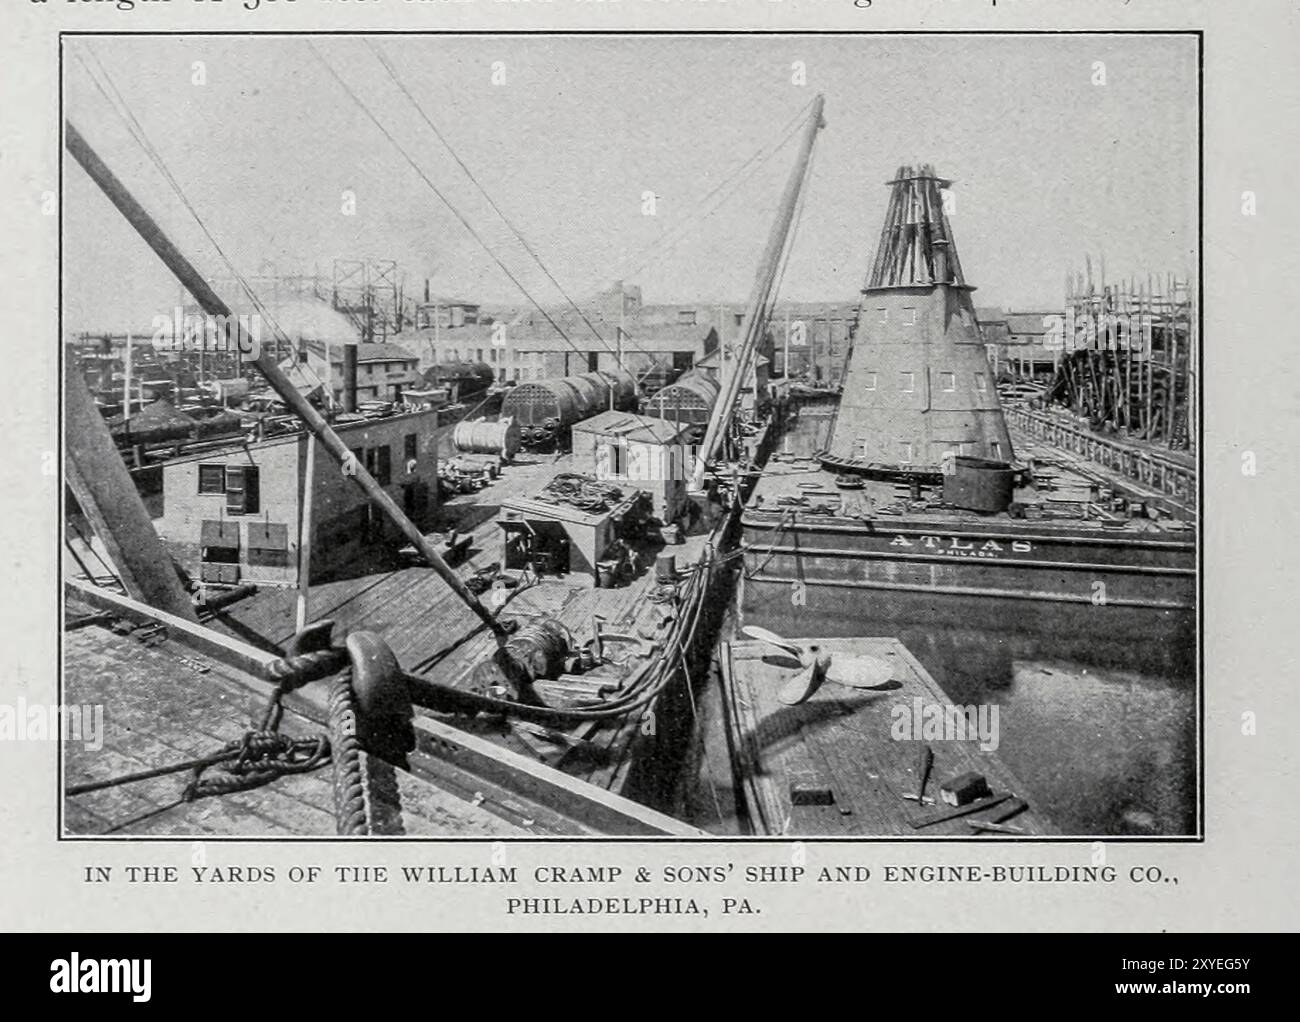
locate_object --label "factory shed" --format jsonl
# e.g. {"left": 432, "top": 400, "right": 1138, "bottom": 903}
{"left": 572, "top": 410, "right": 693, "bottom": 524}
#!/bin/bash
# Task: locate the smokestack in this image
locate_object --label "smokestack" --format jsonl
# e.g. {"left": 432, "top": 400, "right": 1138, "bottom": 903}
{"left": 342, "top": 343, "right": 358, "bottom": 413}
{"left": 424, "top": 278, "right": 430, "bottom": 303}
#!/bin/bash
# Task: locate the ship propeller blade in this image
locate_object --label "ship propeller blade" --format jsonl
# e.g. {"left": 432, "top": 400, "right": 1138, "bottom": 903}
{"left": 778, "top": 649, "right": 833, "bottom": 705}
{"left": 742, "top": 625, "right": 802, "bottom": 658}
{"left": 825, "top": 655, "right": 897, "bottom": 690}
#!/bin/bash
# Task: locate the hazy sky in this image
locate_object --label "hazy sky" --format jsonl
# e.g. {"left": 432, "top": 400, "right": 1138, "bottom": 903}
{"left": 63, "top": 34, "right": 1198, "bottom": 331}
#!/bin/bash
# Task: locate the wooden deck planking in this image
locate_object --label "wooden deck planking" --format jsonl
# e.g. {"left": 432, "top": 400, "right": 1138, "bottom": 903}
{"left": 63, "top": 627, "right": 528, "bottom": 836}
{"left": 722, "top": 637, "right": 1053, "bottom": 836}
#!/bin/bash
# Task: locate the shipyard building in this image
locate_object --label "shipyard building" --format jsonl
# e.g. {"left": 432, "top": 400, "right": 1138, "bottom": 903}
{"left": 150, "top": 409, "right": 441, "bottom": 587}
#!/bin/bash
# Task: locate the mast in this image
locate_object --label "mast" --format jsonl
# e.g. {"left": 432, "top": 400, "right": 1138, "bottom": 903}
{"left": 123, "top": 329, "right": 132, "bottom": 418}
{"left": 65, "top": 120, "right": 508, "bottom": 638}
{"left": 691, "top": 94, "right": 825, "bottom": 490}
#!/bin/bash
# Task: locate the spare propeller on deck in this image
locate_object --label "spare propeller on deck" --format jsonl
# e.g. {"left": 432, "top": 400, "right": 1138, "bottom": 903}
{"left": 741, "top": 625, "right": 898, "bottom": 705}
{"left": 742, "top": 625, "right": 802, "bottom": 659}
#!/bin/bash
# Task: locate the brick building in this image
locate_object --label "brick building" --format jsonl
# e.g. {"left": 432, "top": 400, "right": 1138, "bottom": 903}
{"left": 151, "top": 409, "right": 441, "bottom": 587}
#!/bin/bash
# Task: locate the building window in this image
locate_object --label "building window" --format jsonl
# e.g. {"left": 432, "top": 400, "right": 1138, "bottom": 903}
{"left": 990, "top": 441, "right": 1003, "bottom": 460}
{"left": 864, "top": 372, "right": 878, "bottom": 391}
{"left": 224, "top": 465, "right": 259, "bottom": 516}
{"left": 898, "top": 442, "right": 914, "bottom": 464}
{"left": 678, "top": 310, "right": 697, "bottom": 326}
{"left": 877, "top": 307, "right": 888, "bottom": 324}
{"left": 475, "top": 349, "right": 484, "bottom": 363}
{"left": 608, "top": 441, "right": 627, "bottom": 478}
{"left": 900, "top": 372, "right": 915, "bottom": 393}
{"left": 974, "top": 373, "right": 988, "bottom": 392}
{"left": 198, "top": 464, "right": 226, "bottom": 494}
{"left": 940, "top": 371, "right": 956, "bottom": 392}
{"left": 404, "top": 433, "right": 418, "bottom": 463}
{"left": 902, "top": 307, "right": 917, "bottom": 326}
{"left": 364, "top": 446, "right": 393, "bottom": 486}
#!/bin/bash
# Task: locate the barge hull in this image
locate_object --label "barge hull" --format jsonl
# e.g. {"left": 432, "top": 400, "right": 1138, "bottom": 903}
{"left": 741, "top": 512, "right": 1195, "bottom": 611}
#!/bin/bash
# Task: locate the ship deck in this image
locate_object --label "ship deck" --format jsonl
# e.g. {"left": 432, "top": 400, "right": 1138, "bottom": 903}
{"left": 62, "top": 624, "right": 526, "bottom": 837}
{"left": 720, "top": 637, "right": 1054, "bottom": 836}
{"left": 204, "top": 450, "right": 719, "bottom": 805}
{"left": 745, "top": 454, "right": 1192, "bottom": 539}
{"left": 762, "top": 396, "right": 1196, "bottom": 533}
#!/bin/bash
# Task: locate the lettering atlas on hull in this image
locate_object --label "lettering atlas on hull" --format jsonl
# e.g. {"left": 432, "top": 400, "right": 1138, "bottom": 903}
{"left": 889, "top": 535, "right": 1033, "bottom": 557}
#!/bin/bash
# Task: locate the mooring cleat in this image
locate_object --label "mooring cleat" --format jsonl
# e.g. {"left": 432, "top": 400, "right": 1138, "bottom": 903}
{"left": 285, "top": 619, "right": 336, "bottom": 657}
{"left": 345, "top": 631, "right": 415, "bottom": 762}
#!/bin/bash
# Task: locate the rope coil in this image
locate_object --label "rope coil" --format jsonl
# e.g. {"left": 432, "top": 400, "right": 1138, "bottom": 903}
{"left": 182, "top": 730, "right": 330, "bottom": 802}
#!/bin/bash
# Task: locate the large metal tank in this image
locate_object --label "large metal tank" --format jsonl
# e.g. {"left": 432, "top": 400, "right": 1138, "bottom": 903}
{"left": 499, "top": 366, "right": 640, "bottom": 447}
{"left": 642, "top": 370, "right": 719, "bottom": 434}
{"left": 452, "top": 417, "right": 521, "bottom": 460}
{"left": 568, "top": 372, "right": 610, "bottom": 415}
{"left": 599, "top": 366, "right": 638, "bottom": 410}
{"left": 499, "top": 378, "right": 583, "bottom": 447}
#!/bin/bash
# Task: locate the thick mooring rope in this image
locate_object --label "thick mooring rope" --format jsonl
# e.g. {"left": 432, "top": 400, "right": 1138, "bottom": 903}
{"left": 328, "top": 668, "right": 368, "bottom": 836}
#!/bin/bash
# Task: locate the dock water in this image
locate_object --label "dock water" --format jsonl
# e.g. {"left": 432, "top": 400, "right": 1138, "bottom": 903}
{"left": 721, "top": 403, "right": 1196, "bottom": 837}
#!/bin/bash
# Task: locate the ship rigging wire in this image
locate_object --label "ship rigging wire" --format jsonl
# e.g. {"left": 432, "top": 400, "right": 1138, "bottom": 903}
{"left": 71, "top": 46, "right": 301, "bottom": 361}
{"left": 615, "top": 98, "right": 815, "bottom": 286}
{"left": 305, "top": 40, "right": 611, "bottom": 369}
{"left": 614, "top": 107, "right": 813, "bottom": 374}
{"left": 364, "top": 40, "right": 617, "bottom": 358}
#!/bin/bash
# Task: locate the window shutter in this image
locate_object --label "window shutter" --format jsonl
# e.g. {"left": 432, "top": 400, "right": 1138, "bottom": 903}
{"left": 225, "top": 465, "right": 260, "bottom": 515}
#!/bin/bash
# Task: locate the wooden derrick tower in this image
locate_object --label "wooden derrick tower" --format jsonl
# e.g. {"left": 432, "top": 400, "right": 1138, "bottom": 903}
{"left": 824, "top": 165, "right": 1013, "bottom": 475}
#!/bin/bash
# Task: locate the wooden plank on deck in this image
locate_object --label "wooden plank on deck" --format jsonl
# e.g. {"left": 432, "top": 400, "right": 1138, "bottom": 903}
{"left": 723, "top": 637, "right": 1054, "bottom": 836}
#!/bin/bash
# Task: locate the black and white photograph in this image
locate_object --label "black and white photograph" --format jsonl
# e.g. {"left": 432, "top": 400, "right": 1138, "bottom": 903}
{"left": 57, "top": 31, "right": 1200, "bottom": 842}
